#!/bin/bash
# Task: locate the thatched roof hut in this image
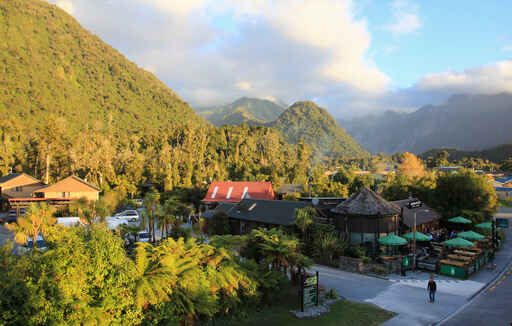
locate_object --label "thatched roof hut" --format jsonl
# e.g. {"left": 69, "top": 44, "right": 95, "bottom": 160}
{"left": 331, "top": 187, "right": 401, "bottom": 254}
{"left": 331, "top": 187, "right": 400, "bottom": 216}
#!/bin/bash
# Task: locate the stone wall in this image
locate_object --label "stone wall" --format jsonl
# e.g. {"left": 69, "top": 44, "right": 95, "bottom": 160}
{"left": 338, "top": 256, "right": 403, "bottom": 275}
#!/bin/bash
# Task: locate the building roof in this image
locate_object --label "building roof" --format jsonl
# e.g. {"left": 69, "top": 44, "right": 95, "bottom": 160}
{"left": 202, "top": 181, "right": 275, "bottom": 203}
{"left": 277, "top": 184, "right": 303, "bottom": 194}
{"left": 227, "top": 199, "right": 313, "bottom": 226}
{"left": 391, "top": 198, "right": 440, "bottom": 228}
{"left": 331, "top": 187, "right": 400, "bottom": 216}
{"left": 34, "top": 175, "right": 100, "bottom": 193}
{"left": 202, "top": 203, "right": 236, "bottom": 219}
{"left": 0, "top": 173, "right": 43, "bottom": 186}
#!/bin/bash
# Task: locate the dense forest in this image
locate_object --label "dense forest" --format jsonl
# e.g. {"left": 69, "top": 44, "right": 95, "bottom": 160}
{"left": 0, "top": 0, "right": 325, "bottom": 195}
{"left": 270, "top": 101, "right": 368, "bottom": 159}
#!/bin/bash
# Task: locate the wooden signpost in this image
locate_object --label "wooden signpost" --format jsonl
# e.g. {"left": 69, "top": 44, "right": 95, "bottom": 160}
{"left": 300, "top": 271, "right": 319, "bottom": 312}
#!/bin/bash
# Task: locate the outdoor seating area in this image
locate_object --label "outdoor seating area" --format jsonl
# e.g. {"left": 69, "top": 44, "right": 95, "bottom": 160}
{"left": 375, "top": 214, "right": 499, "bottom": 279}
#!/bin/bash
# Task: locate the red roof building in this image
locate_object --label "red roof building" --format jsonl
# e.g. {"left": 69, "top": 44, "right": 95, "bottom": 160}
{"left": 202, "top": 181, "right": 275, "bottom": 203}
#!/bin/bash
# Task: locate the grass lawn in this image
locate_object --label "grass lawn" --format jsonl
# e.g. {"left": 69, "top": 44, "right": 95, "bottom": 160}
{"left": 214, "top": 284, "right": 395, "bottom": 326}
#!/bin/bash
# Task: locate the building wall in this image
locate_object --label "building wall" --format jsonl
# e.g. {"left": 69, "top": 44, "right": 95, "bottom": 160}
{"left": 2, "top": 184, "right": 43, "bottom": 198}
{"left": 41, "top": 191, "right": 98, "bottom": 201}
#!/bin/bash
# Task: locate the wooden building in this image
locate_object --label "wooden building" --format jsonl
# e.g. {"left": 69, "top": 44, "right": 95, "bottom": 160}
{"left": 331, "top": 187, "right": 400, "bottom": 254}
{"left": 0, "top": 173, "right": 45, "bottom": 200}
{"left": 391, "top": 198, "right": 440, "bottom": 232}
{"left": 33, "top": 176, "right": 100, "bottom": 201}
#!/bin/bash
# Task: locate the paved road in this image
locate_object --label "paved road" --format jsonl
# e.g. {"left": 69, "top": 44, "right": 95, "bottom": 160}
{"left": 442, "top": 264, "right": 512, "bottom": 326}
{"left": 314, "top": 207, "right": 512, "bottom": 326}
{"left": 314, "top": 264, "right": 468, "bottom": 326}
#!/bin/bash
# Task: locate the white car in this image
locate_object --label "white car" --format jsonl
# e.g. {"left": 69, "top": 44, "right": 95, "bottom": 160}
{"left": 114, "top": 210, "right": 140, "bottom": 222}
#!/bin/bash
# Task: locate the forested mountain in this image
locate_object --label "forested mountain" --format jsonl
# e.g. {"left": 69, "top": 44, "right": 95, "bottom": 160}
{"left": 197, "top": 97, "right": 286, "bottom": 126}
{"left": 270, "top": 101, "right": 368, "bottom": 158}
{"left": 421, "top": 143, "right": 512, "bottom": 163}
{"left": 342, "top": 93, "right": 512, "bottom": 154}
{"left": 0, "top": 0, "right": 312, "bottom": 192}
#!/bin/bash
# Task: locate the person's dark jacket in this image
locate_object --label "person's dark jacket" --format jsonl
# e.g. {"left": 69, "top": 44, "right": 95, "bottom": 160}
{"left": 428, "top": 280, "right": 437, "bottom": 292}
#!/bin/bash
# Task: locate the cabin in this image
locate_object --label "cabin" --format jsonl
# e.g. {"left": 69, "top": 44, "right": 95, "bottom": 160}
{"left": 201, "top": 181, "right": 275, "bottom": 210}
{"left": 33, "top": 176, "right": 100, "bottom": 201}
{"left": 0, "top": 173, "right": 45, "bottom": 199}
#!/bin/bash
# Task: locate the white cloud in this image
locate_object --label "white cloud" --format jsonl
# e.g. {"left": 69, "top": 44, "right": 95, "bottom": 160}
{"left": 502, "top": 45, "right": 512, "bottom": 52}
{"left": 48, "top": 0, "right": 74, "bottom": 13}
{"left": 416, "top": 61, "right": 512, "bottom": 94}
{"left": 47, "top": 0, "right": 390, "bottom": 110}
{"left": 385, "top": 0, "right": 421, "bottom": 36}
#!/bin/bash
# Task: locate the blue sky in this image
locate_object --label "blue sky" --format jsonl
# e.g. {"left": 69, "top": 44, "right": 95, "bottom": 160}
{"left": 364, "top": 1, "right": 512, "bottom": 88}
{"left": 50, "top": 0, "right": 512, "bottom": 117}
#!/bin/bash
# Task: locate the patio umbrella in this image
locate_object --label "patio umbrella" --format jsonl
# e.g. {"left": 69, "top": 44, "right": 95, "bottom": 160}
{"left": 458, "top": 230, "right": 485, "bottom": 241}
{"left": 441, "top": 237, "right": 475, "bottom": 248}
{"left": 475, "top": 222, "right": 492, "bottom": 230}
{"left": 403, "top": 231, "right": 431, "bottom": 242}
{"left": 378, "top": 234, "right": 408, "bottom": 246}
{"left": 448, "top": 216, "right": 472, "bottom": 224}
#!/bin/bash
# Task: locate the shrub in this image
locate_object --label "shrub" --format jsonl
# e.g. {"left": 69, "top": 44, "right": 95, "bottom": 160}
{"left": 373, "top": 265, "right": 387, "bottom": 275}
{"left": 325, "top": 288, "right": 338, "bottom": 300}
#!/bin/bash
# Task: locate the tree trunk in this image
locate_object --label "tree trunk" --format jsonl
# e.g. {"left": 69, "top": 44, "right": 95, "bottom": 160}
{"left": 45, "top": 153, "right": 50, "bottom": 184}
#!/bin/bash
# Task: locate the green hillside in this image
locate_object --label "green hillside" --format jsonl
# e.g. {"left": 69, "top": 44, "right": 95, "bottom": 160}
{"left": 270, "top": 101, "right": 368, "bottom": 158}
{"left": 198, "top": 97, "right": 285, "bottom": 126}
{"left": 0, "top": 0, "right": 205, "bottom": 131}
{"left": 0, "top": 0, "right": 312, "bottom": 191}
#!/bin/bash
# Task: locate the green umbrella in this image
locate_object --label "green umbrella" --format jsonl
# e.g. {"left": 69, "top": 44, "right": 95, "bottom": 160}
{"left": 475, "top": 222, "right": 492, "bottom": 230}
{"left": 378, "top": 234, "right": 408, "bottom": 246}
{"left": 458, "top": 230, "right": 485, "bottom": 241}
{"left": 403, "top": 231, "right": 431, "bottom": 242}
{"left": 448, "top": 216, "right": 472, "bottom": 224}
{"left": 442, "top": 237, "right": 475, "bottom": 248}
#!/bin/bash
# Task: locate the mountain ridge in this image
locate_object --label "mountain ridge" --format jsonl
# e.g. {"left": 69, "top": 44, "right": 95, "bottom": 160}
{"left": 342, "top": 93, "right": 512, "bottom": 154}
{"left": 197, "top": 97, "right": 285, "bottom": 126}
{"left": 271, "top": 101, "right": 368, "bottom": 158}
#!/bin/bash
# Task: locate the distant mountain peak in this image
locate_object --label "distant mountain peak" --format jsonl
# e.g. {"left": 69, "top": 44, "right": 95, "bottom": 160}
{"left": 196, "top": 97, "right": 286, "bottom": 126}
{"left": 271, "top": 101, "right": 368, "bottom": 158}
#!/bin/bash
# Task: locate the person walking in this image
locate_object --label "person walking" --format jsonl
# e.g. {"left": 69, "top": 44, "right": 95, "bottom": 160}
{"left": 427, "top": 275, "right": 437, "bottom": 303}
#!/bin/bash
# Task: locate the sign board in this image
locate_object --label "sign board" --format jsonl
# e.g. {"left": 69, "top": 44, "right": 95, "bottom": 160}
{"left": 300, "top": 271, "right": 319, "bottom": 311}
{"left": 496, "top": 218, "right": 509, "bottom": 229}
{"left": 407, "top": 200, "right": 422, "bottom": 209}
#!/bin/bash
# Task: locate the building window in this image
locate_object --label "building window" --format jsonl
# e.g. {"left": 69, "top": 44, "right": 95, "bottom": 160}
{"left": 15, "top": 186, "right": 22, "bottom": 192}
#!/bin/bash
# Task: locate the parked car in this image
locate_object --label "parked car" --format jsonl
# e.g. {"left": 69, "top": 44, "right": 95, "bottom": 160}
{"left": 4, "top": 208, "right": 26, "bottom": 223}
{"left": 114, "top": 206, "right": 136, "bottom": 215}
{"left": 114, "top": 209, "right": 140, "bottom": 222}
{"left": 133, "top": 198, "right": 144, "bottom": 207}
{"left": 137, "top": 231, "right": 150, "bottom": 243}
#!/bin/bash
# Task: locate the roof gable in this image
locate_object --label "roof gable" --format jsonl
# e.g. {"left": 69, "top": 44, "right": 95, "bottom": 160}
{"left": 0, "top": 173, "right": 44, "bottom": 187}
{"left": 332, "top": 187, "right": 400, "bottom": 216}
{"left": 35, "top": 176, "right": 100, "bottom": 193}
{"left": 202, "top": 181, "right": 275, "bottom": 203}
{"left": 227, "top": 199, "right": 312, "bottom": 225}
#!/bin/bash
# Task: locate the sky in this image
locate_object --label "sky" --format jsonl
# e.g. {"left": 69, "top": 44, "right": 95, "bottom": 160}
{"left": 48, "top": 0, "right": 512, "bottom": 118}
